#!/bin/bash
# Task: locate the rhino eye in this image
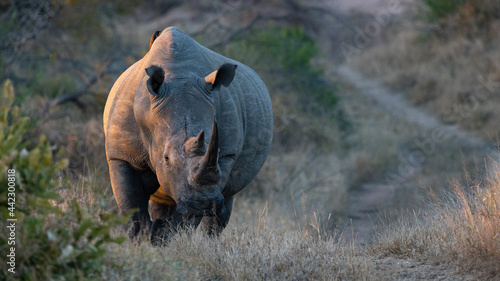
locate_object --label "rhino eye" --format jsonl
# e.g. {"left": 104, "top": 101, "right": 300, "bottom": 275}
{"left": 164, "top": 155, "right": 170, "bottom": 167}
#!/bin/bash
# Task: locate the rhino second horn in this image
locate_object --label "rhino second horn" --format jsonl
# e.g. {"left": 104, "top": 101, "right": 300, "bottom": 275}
{"left": 194, "top": 129, "right": 205, "bottom": 149}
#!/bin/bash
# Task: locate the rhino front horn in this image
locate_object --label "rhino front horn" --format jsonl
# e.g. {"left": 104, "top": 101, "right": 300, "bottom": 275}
{"left": 193, "top": 118, "right": 220, "bottom": 186}
{"left": 204, "top": 118, "right": 219, "bottom": 170}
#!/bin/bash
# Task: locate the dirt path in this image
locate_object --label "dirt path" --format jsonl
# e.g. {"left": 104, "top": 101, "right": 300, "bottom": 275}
{"left": 341, "top": 183, "right": 396, "bottom": 245}
{"left": 331, "top": 0, "right": 414, "bottom": 14}
{"left": 335, "top": 65, "right": 497, "bottom": 245}
{"left": 337, "top": 66, "right": 489, "bottom": 148}
{"left": 320, "top": 2, "right": 496, "bottom": 246}
{"left": 371, "top": 256, "right": 478, "bottom": 280}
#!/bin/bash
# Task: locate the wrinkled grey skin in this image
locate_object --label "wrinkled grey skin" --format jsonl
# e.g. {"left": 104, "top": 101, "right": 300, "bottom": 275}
{"left": 103, "top": 27, "right": 272, "bottom": 244}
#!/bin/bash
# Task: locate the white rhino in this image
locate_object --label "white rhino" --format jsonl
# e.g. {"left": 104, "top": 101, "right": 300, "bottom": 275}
{"left": 103, "top": 27, "right": 273, "bottom": 244}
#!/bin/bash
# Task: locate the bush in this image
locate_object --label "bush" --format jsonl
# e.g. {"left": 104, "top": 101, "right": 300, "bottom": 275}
{"left": 0, "top": 80, "right": 126, "bottom": 280}
{"left": 425, "top": 0, "right": 465, "bottom": 20}
{"left": 224, "top": 24, "right": 339, "bottom": 108}
{"left": 425, "top": 0, "right": 500, "bottom": 23}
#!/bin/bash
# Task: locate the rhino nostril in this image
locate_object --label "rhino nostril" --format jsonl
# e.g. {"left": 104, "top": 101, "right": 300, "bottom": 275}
{"left": 164, "top": 155, "right": 171, "bottom": 168}
{"left": 217, "top": 205, "right": 227, "bottom": 216}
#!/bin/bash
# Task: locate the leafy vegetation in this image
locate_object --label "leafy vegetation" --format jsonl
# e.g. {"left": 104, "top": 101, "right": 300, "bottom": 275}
{"left": 425, "top": 0, "right": 500, "bottom": 26}
{"left": 0, "top": 81, "right": 126, "bottom": 280}
{"left": 0, "top": 0, "right": 138, "bottom": 111}
{"left": 424, "top": 0, "right": 465, "bottom": 20}
{"left": 225, "top": 24, "right": 339, "bottom": 109}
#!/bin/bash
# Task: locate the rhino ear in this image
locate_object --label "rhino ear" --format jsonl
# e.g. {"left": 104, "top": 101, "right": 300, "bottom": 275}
{"left": 149, "top": 30, "right": 161, "bottom": 49}
{"left": 146, "top": 66, "right": 165, "bottom": 95}
{"left": 204, "top": 63, "right": 237, "bottom": 91}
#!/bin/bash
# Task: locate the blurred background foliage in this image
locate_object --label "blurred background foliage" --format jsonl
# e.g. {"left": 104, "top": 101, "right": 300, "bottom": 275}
{"left": 424, "top": 0, "right": 465, "bottom": 20}
{"left": 223, "top": 24, "right": 342, "bottom": 123}
{"left": 0, "top": 0, "right": 138, "bottom": 107}
{"left": 425, "top": 0, "right": 500, "bottom": 23}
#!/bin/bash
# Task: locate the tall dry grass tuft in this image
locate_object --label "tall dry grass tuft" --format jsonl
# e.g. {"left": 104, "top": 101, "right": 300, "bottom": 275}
{"left": 100, "top": 197, "right": 374, "bottom": 280}
{"left": 168, "top": 226, "right": 371, "bottom": 281}
{"left": 373, "top": 162, "right": 500, "bottom": 279}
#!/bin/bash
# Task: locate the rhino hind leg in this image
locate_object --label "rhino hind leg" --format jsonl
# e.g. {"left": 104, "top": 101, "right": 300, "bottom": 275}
{"left": 108, "top": 160, "right": 152, "bottom": 240}
{"left": 200, "top": 196, "right": 234, "bottom": 236}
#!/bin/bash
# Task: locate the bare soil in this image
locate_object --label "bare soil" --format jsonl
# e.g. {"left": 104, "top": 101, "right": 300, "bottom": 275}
{"left": 372, "top": 256, "right": 479, "bottom": 281}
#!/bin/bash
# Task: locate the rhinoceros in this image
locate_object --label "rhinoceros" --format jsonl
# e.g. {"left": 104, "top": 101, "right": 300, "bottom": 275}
{"left": 103, "top": 27, "right": 273, "bottom": 243}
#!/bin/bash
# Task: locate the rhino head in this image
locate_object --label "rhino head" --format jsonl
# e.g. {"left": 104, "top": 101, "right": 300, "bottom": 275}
{"left": 136, "top": 62, "right": 237, "bottom": 218}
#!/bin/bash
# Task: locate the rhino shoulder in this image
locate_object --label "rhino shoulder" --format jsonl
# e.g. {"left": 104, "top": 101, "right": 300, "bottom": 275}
{"left": 104, "top": 60, "right": 142, "bottom": 135}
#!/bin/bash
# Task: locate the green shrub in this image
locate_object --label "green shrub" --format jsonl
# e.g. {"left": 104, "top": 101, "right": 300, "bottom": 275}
{"left": 425, "top": 0, "right": 500, "bottom": 23}
{"left": 224, "top": 24, "right": 338, "bottom": 107}
{"left": 253, "top": 25, "right": 319, "bottom": 74}
{"left": 0, "top": 80, "right": 126, "bottom": 280}
{"left": 425, "top": 0, "right": 465, "bottom": 20}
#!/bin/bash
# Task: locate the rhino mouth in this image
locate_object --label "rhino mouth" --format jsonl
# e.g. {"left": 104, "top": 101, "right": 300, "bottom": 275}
{"left": 176, "top": 196, "right": 225, "bottom": 217}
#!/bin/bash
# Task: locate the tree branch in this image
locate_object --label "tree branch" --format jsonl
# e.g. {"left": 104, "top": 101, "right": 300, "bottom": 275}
{"left": 38, "top": 59, "right": 122, "bottom": 118}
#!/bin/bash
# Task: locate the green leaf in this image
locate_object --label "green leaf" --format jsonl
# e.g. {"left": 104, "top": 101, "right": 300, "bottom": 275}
{"left": 1, "top": 79, "right": 15, "bottom": 107}
{"left": 72, "top": 199, "right": 82, "bottom": 221}
{"left": 29, "top": 148, "right": 41, "bottom": 168}
{"left": 74, "top": 219, "right": 93, "bottom": 241}
{"left": 55, "top": 159, "right": 69, "bottom": 171}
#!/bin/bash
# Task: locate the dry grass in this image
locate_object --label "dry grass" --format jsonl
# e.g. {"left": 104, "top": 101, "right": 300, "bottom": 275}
{"left": 372, "top": 163, "right": 500, "bottom": 279}
{"left": 99, "top": 200, "right": 374, "bottom": 281}
{"left": 51, "top": 160, "right": 369, "bottom": 280}
{"left": 247, "top": 149, "right": 349, "bottom": 217}
{"left": 349, "top": 1, "right": 500, "bottom": 141}
{"left": 167, "top": 226, "right": 370, "bottom": 280}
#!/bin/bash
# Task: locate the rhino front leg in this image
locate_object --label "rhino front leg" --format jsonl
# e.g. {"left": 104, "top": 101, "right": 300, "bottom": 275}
{"left": 149, "top": 201, "right": 175, "bottom": 246}
{"left": 108, "top": 159, "right": 151, "bottom": 240}
{"left": 200, "top": 196, "right": 234, "bottom": 236}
